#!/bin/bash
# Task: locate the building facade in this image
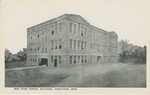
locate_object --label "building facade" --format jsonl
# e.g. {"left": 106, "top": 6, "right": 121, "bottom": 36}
{"left": 27, "top": 14, "right": 118, "bottom": 67}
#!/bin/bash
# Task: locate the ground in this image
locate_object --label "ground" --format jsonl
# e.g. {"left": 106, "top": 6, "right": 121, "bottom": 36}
{"left": 5, "top": 63, "right": 146, "bottom": 87}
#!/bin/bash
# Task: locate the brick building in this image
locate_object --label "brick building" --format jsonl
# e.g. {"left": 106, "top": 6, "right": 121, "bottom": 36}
{"left": 27, "top": 14, "right": 118, "bottom": 67}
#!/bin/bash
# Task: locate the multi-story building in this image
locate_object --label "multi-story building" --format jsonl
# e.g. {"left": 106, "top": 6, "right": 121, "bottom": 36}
{"left": 27, "top": 14, "right": 118, "bottom": 67}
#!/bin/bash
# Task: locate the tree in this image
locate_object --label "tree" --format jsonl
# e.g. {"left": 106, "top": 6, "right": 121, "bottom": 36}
{"left": 118, "top": 40, "right": 130, "bottom": 62}
{"left": 118, "top": 39, "right": 146, "bottom": 63}
{"left": 5, "top": 49, "right": 13, "bottom": 63}
{"left": 17, "top": 50, "right": 26, "bottom": 61}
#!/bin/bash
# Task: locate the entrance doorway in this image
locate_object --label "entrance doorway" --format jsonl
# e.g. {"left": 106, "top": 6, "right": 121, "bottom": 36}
{"left": 54, "top": 59, "right": 57, "bottom": 67}
{"left": 97, "top": 56, "right": 101, "bottom": 63}
{"left": 39, "top": 58, "right": 48, "bottom": 66}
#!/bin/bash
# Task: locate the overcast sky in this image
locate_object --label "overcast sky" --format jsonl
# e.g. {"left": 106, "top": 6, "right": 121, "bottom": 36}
{"left": 1, "top": 0, "right": 150, "bottom": 54}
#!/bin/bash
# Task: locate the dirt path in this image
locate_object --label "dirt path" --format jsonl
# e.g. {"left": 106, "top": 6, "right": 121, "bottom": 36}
{"left": 5, "top": 65, "right": 46, "bottom": 71}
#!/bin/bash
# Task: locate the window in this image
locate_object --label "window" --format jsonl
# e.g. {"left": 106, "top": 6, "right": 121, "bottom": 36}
{"left": 78, "top": 41, "right": 80, "bottom": 50}
{"left": 45, "top": 27, "right": 47, "bottom": 33}
{"left": 55, "top": 40, "right": 57, "bottom": 49}
{"left": 42, "top": 48, "right": 44, "bottom": 53}
{"left": 38, "top": 34, "right": 39, "bottom": 38}
{"left": 70, "top": 56, "right": 72, "bottom": 64}
{"left": 81, "top": 56, "right": 84, "bottom": 63}
{"left": 85, "top": 56, "right": 87, "bottom": 63}
{"left": 78, "top": 56, "right": 80, "bottom": 63}
{"left": 52, "top": 41, "right": 54, "bottom": 50}
{"left": 51, "top": 56, "right": 53, "bottom": 63}
{"left": 51, "top": 25, "right": 54, "bottom": 35}
{"left": 31, "top": 36, "right": 32, "bottom": 39}
{"left": 52, "top": 31, "right": 54, "bottom": 35}
{"left": 59, "top": 39, "right": 62, "bottom": 49}
{"left": 85, "top": 28, "right": 87, "bottom": 36}
{"left": 70, "top": 39, "right": 72, "bottom": 49}
{"left": 45, "top": 37, "right": 47, "bottom": 43}
{"left": 70, "top": 23, "right": 72, "bottom": 33}
{"left": 85, "top": 42, "right": 87, "bottom": 50}
{"left": 38, "top": 47, "right": 39, "bottom": 50}
{"left": 45, "top": 48, "right": 47, "bottom": 53}
{"left": 93, "top": 31, "right": 95, "bottom": 39}
{"left": 74, "top": 24, "right": 76, "bottom": 33}
{"left": 59, "top": 23, "right": 61, "bottom": 32}
{"left": 55, "top": 22, "right": 57, "bottom": 34}
{"left": 93, "top": 44, "right": 95, "bottom": 51}
{"left": 81, "top": 41, "right": 84, "bottom": 50}
{"left": 74, "top": 40, "right": 76, "bottom": 49}
{"left": 42, "top": 37, "right": 44, "bottom": 43}
{"left": 78, "top": 24, "right": 80, "bottom": 34}
{"left": 59, "top": 56, "right": 61, "bottom": 64}
{"left": 81, "top": 27, "right": 83, "bottom": 36}
{"left": 74, "top": 56, "right": 76, "bottom": 64}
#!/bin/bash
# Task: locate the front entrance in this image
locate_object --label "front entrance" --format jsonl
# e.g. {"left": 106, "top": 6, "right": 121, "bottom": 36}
{"left": 54, "top": 59, "right": 57, "bottom": 67}
{"left": 97, "top": 56, "right": 101, "bottom": 63}
{"left": 39, "top": 58, "right": 48, "bottom": 66}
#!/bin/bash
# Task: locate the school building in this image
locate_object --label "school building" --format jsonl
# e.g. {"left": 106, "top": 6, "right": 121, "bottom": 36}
{"left": 27, "top": 14, "right": 118, "bottom": 67}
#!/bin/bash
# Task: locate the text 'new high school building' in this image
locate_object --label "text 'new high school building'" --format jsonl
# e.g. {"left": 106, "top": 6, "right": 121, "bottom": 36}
{"left": 27, "top": 14, "right": 118, "bottom": 67}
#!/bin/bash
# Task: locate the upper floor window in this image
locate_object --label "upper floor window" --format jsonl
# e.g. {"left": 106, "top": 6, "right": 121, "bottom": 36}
{"left": 45, "top": 27, "right": 47, "bottom": 33}
{"left": 70, "top": 23, "right": 72, "bottom": 33}
{"left": 78, "top": 41, "right": 80, "bottom": 50}
{"left": 42, "top": 48, "right": 44, "bottom": 53}
{"left": 74, "top": 24, "right": 76, "bottom": 33}
{"left": 45, "top": 48, "right": 47, "bottom": 53}
{"left": 42, "top": 37, "right": 44, "bottom": 43}
{"left": 51, "top": 25, "right": 54, "bottom": 35}
{"left": 55, "top": 40, "right": 57, "bottom": 49}
{"left": 51, "top": 56, "right": 53, "bottom": 63}
{"left": 74, "top": 40, "right": 76, "bottom": 49}
{"left": 59, "top": 23, "right": 62, "bottom": 32}
{"left": 81, "top": 27, "right": 84, "bottom": 36}
{"left": 78, "top": 24, "right": 80, "bottom": 34}
{"left": 55, "top": 22, "right": 57, "bottom": 34}
{"left": 85, "top": 42, "right": 87, "bottom": 50}
{"left": 45, "top": 37, "right": 47, "bottom": 43}
{"left": 59, "top": 39, "right": 62, "bottom": 49}
{"left": 85, "top": 28, "right": 87, "bottom": 36}
{"left": 81, "top": 41, "right": 84, "bottom": 50}
{"left": 70, "top": 39, "right": 72, "bottom": 49}
{"left": 52, "top": 41, "right": 54, "bottom": 50}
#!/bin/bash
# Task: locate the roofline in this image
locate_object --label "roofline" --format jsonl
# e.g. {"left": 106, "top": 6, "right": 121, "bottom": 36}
{"left": 27, "top": 14, "right": 116, "bottom": 35}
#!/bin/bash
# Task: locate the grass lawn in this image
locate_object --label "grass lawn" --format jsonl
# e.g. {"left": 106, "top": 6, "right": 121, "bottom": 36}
{"left": 5, "top": 61, "right": 27, "bottom": 69}
{"left": 5, "top": 61, "right": 38, "bottom": 69}
{"left": 5, "top": 63, "right": 146, "bottom": 87}
{"left": 81, "top": 63, "right": 146, "bottom": 87}
{"left": 5, "top": 67, "right": 69, "bottom": 87}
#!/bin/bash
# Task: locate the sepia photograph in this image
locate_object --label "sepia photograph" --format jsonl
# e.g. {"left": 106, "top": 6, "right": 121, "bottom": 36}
{"left": 1, "top": 0, "right": 150, "bottom": 94}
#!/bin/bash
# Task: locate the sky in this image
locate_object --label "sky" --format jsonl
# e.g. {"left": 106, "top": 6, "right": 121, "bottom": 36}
{"left": 1, "top": 0, "right": 150, "bottom": 54}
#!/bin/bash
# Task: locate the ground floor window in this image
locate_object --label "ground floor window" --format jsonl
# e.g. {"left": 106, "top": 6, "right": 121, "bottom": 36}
{"left": 59, "top": 56, "right": 61, "bottom": 64}
{"left": 74, "top": 56, "right": 76, "bottom": 64}
{"left": 78, "top": 56, "right": 80, "bottom": 63}
{"left": 85, "top": 56, "right": 87, "bottom": 63}
{"left": 51, "top": 56, "right": 53, "bottom": 63}
{"left": 70, "top": 56, "right": 72, "bottom": 64}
